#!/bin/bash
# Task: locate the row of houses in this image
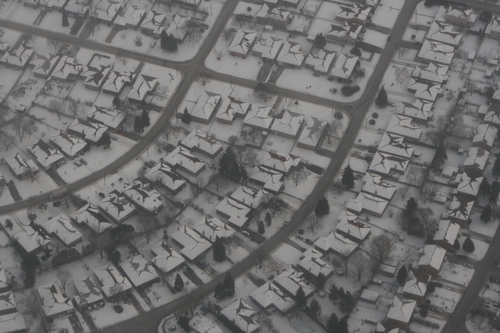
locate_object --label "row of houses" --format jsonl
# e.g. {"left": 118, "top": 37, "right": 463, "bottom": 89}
{"left": 0, "top": 261, "right": 26, "bottom": 332}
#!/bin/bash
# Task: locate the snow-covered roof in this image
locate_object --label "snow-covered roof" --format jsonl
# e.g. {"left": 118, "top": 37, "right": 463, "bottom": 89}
{"left": 127, "top": 74, "right": 158, "bottom": 101}
{"left": 30, "top": 53, "right": 60, "bottom": 77}
{"left": 5, "top": 218, "right": 51, "bottom": 254}
{"left": 89, "top": 0, "right": 123, "bottom": 22}
{"left": 456, "top": 173, "right": 481, "bottom": 198}
{"left": 362, "top": 171, "right": 397, "bottom": 200}
{"left": 412, "top": 62, "right": 449, "bottom": 84}
{"left": 166, "top": 15, "right": 189, "bottom": 41}
{"left": 230, "top": 185, "right": 267, "bottom": 208}
{"left": 427, "top": 20, "right": 462, "bottom": 46}
{"left": 0, "top": 312, "right": 26, "bottom": 333}
{"left": 243, "top": 104, "right": 273, "bottom": 129}
{"left": 71, "top": 203, "right": 113, "bottom": 234}
{"left": 305, "top": 49, "right": 336, "bottom": 74}
{"left": 0, "top": 46, "right": 33, "bottom": 67}
{"left": 261, "top": 151, "right": 300, "bottom": 173}
{"left": 180, "top": 129, "right": 223, "bottom": 157}
{"left": 171, "top": 226, "right": 212, "bottom": 261}
{"left": 140, "top": 10, "right": 166, "bottom": 35}
{"left": 49, "top": 130, "right": 88, "bottom": 158}
{"left": 252, "top": 36, "right": 283, "bottom": 61}
{"left": 87, "top": 105, "right": 126, "bottom": 130}
{"left": 220, "top": 299, "right": 260, "bottom": 333}
{"left": 336, "top": 210, "right": 371, "bottom": 241}
{"left": 0, "top": 266, "right": 7, "bottom": 291}
{"left": 229, "top": 29, "right": 257, "bottom": 56}
{"left": 64, "top": 0, "right": 90, "bottom": 16}
{"left": 270, "top": 110, "right": 304, "bottom": 137}
{"left": 98, "top": 190, "right": 136, "bottom": 223}
{"left": 369, "top": 151, "right": 409, "bottom": 175}
{"left": 463, "top": 147, "right": 489, "bottom": 173}
{"left": 313, "top": 231, "right": 359, "bottom": 257}
{"left": 360, "top": 289, "right": 379, "bottom": 303}
{"left": 0, "top": 291, "right": 16, "bottom": 314}
{"left": 407, "top": 77, "right": 442, "bottom": 102}
{"left": 73, "top": 275, "right": 103, "bottom": 307}
{"left": 103, "top": 70, "right": 136, "bottom": 94}
{"left": 443, "top": 5, "right": 476, "bottom": 25}
{"left": 248, "top": 165, "right": 284, "bottom": 193}
{"left": 484, "top": 104, "right": 500, "bottom": 126}
{"left": 93, "top": 264, "right": 132, "bottom": 297}
{"left": 193, "top": 216, "right": 235, "bottom": 242}
{"left": 377, "top": 133, "right": 414, "bottom": 159}
{"left": 433, "top": 219, "right": 460, "bottom": 245}
{"left": 472, "top": 124, "right": 497, "bottom": 150}
{"left": 190, "top": 91, "right": 221, "bottom": 122}
{"left": 403, "top": 272, "right": 428, "bottom": 297}
{"left": 123, "top": 179, "right": 163, "bottom": 213}
{"left": 115, "top": 4, "right": 146, "bottom": 27}
{"left": 28, "top": 139, "right": 64, "bottom": 168}
{"left": 387, "top": 115, "right": 422, "bottom": 140}
{"left": 120, "top": 254, "right": 159, "bottom": 287}
{"left": 68, "top": 118, "right": 108, "bottom": 143}
{"left": 165, "top": 146, "right": 206, "bottom": 176}
{"left": 83, "top": 64, "right": 111, "bottom": 89}
{"left": 418, "top": 40, "right": 455, "bottom": 65}
{"left": 274, "top": 268, "right": 314, "bottom": 298}
{"left": 334, "top": 3, "right": 371, "bottom": 23}
{"left": 486, "top": 15, "right": 500, "bottom": 37}
{"left": 51, "top": 55, "right": 85, "bottom": 80}
{"left": 386, "top": 296, "right": 416, "bottom": 324}
{"left": 216, "top": 96, "right": 251, "bottom": 123}
{"left": 298, "top": 117, "right": 328, "bottom": 149}
{"left": 396, "top": 99, "right": 433, "bottom": 122}
{"left": 418, "top": 244, "right": 446, "bottom": 272}
{"left": 37, "top": 281, "right": 73, "bottom": 317}
{"left": 325, "top": 21, "right": 361, "bottom": 41}
{"left": 216, "top": 198, "right": 251, "bottom": 227}
{"left": 447, "top": 195, "right": 474, "bottom": 222}
{"left": 150, "top": 240, "right": 185, "bottom": 274}
{"left": 329, "top": 53, "right": 359, "bottom": 79}
{"left": 5, "top": 153, "right": 39, "bottom": 178}
{"left": 145, "top": 161, "right": 186, "bottom": 192}
{"left": 0, "top": 40, "right": 9, "bottom": 53}
{"left": 250, "top": 281, "right": 295, "bottom": 313}
{"left": 277, "top": 40, "right": 307, "bottom": 67}
{"left": 265, "top": 7, "right": 292, "bottom": 23}
{"left": 176, "top": 0, "right": 200, "bottom": 7}
{"left": 298, "top": 248, "right": 334, "bottom": 277}
{"left": 347, "top": 192, "right": 389, "bottom": 216}
{"left": 41, "top": 214, "right": 82, "bottom": 247}
{"left": 189, "top": 314, "right": 223, "bottom": 333}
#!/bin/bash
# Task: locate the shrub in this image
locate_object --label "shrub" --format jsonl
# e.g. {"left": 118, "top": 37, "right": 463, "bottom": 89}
{"left": 341, "top": 85, "right": 360, "bottom": 96}
{"left": 334, "top": 111, "right": 344, "bottom": 120}
{"left": 369, "top": 119, "right": 376, "bottom": 125}
{"left": 372, "top": 113, "right": 378, "bottom": 118}
{"left": 114, "top": 305, "right": 123, "bottom": 313}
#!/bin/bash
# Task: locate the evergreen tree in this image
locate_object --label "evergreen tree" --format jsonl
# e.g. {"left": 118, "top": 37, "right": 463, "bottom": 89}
{"left": 326, "top": 313, "right": 339, "bottom": 333}
{"left": 258, "top": 220, "right": 265, "bottom": 234}
{"left": 313, "top": 33, "right": 326, "bottom": 49}
{"left": 265, "top": 212, "right": 272, "bottom": 226}
{"left": 62, "top": 10, "right": 69, "bottom": 27}
{"left": 295, "top": 286, "right": 307, "bottom": 309}
{"left": 316, "top": 272, "right": 326, "bottom": 290}
{"left": 350, "top": 47, "right": 361, "bottom": 57}
{"left": 479, "top": 178, "right": 491, "bottom": 198}
{"left": 337, "top": 316, "right": 349, "bottom": 333}
{"left": 454, "top": 239, "right": 460, "bottom": 250}
{"left": 213, "top": 236, "right": 226, "bottom": 262}
{"left": 431, "top": 141, "right": 448, "bottom": 169}
{"left": 214, "top": 282, "right": 224, "bottom": 300}
{"left": 307, "top": 299, "right": 321, "bottom": 319}
{"left": 160, "top": 30, "right": 169, "bottom": 50}
{"left": 375, "top": 85, "right": 388, "bottom": 107}
{"left": 315, "top": 196, "right": 330, "bottom": 217}
{"left": 174, "top": 273, "right": 184, "bottom": 292}
{"left": 396, "top": 266, "right": 408, "bottom": 285}
{"left": 463, "top": 237, "right": 475, "bottom": 253}
{"left": 112, "top": 96, "right": 121, "bottom": 107}
{"left": 98, "top": 131, "right": 111, "bottom": 147}
{"left": 490, "top": 181, "right": 500, "bottom": 203}
{"left": 181, "top": 109, "right": 192, "bottom": 124}
{"left": 134, "top": 115, "right": 144, "bottom": 133}
{"left": 339, "top": 291, "right": 354, "bottom": 314}
{"left": 481, "top": 204, "right": 492, "bottom": 223}
{"left": 419, "top": 305, "right": 428, "bottom": 318}
{"left": 329, "top": 284, "right": 341, "bottom": 304}
{"left": 224, "top": 272, "right": 235, "bottom": 297}
{"left": 493, "top": 157, "right": 500, "bottom": 178}
{"left": 141, "top": 110, "right": 150, "bottom": 127}
{"left": 403, "top": 197, "right": 418, "bottom": 219}
{"left": 219, "top": 148, "right": 244, "bottom": 182}
{"left": 177, "top": 315, "right": 190, "bottom": 332}
{"left": 341, "top": 165, "right": 355, "bottom": 190}
{"left": 166, "top": 33, "right": 178, "bottom": 51}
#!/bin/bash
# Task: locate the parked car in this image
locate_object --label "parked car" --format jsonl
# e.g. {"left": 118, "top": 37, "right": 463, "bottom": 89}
{"left": 73, "top": 160, "right": 81, "bottom": 167}
{"left": 80, "top": 158, "right": 87, "bottom": 166}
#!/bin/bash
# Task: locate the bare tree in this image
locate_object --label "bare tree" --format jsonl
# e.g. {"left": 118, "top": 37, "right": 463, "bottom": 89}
{"left": 289, "top": 165, "right": 308, "bottom": 186}
{"left": 402, "top": 246, "right": 418, "bottom": 263}
{"left": 197, "top": 74, "right": 210, "bottom": 86}
{"left": 368, "top": 234, "right": 396, "bottom": 271}
{"left": 92, "top": 233, "right": 111, "bottom": 258}
{"left": 221, "top": 29, "right": 234, "bottom": 41}
{"left": 234, "top": 146, "right": 258, "bottom": 168}
{"left": 19, "top": 290, "right": 40, "bottom": 318}
{"left": 305, "top": 214, "right": 323, "bottom": 234}
{"left": 67, "top": 97, "right": 82, "bottom": 116}
{"left": 212, "top": 175, "right": 226, "bottom": 192}
{"left": 152, "top": 84, "right": 169, "bottom": 101}
{"left": 348, "top": 252, "right": 372, "bottom": 283}
{"left": 12, "top": 117, "right": 37, "bottom": 142}
{"left": 109, "top": 283, "right": 124, "bottom": 305}
{"left": 325, "top": 120, "right": 342, "bottom": 144}
{"left": 48, "top": 99, "right": 64, "bottom": 120}
{"left": 398, "top": 184, "right": 410, "bottom": 201}
{"left": 0, "top": 131, "right": 16, "bottom": 151}
{"left": 420, "top": 182, "right": 439, "bottom": 203}
{"left": 142, "top": 215, "right": 157, "bottom": 244}
{"left": 56, "top": 269, "right": 72, "bottom": 291}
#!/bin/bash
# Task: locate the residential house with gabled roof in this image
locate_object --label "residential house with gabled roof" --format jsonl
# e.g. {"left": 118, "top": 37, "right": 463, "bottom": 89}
{"left": 270, "top": 110, "right": 304, "bottom": 139}
{"left": 297, "top": 116, "right": 329, "bottom": 150}
{"left": 49, "top": 130, "right": 88, "bottom": 159}
{"left": 83, "top": 64, "right": 111, "bottom": 90}
{"left": 412, "top": 62, "right": 449, "bottom": 84}
{"left": 220, "top": 299, "right": 260, "bottom": 333}
{"left": 0, "top": 265, "right": 8, "bottom": 293}
{"left": 0, "top": 216, "right": 51, "bottom": 255}
{"left": 170, "top": 226, "right": 212, "bottom": 262}
{"left": 189, "top": 314, "right": 223, "bottom": 333}
{"left": 89, "top": 0, "right": 124, "bottom": 23}
{"left": 180, "top": 129, "right": 223, "bottom": 158}
{"left": 67, "top": 118, "right": 108, "bottom": 144}
{"left": 30, "top": 53, "right": 60, "bottom": 79}
{"left": 324, "top": 21, "right": 361, "bottom": 45}
{"left": 484, "top": 103, "right": 500, "bottom": 127}
{"left": 64, "top": 0, "right": 90, "bottom": 16}
{"left": 188, "top": 91, "right": 221, "bottom": 124}
{"left": 141, "top": 10, "right": 167, "bottom": 37}
{"left": 0, "top": 46, "right": 33, "bottom": 69}
{"left": 433, "top": 219, "right": 460, "bottom": 252}
{"left": 256, "top": 5, "right": 293, "bottom": 29}
{"left": 252, "top": 36, "right": 284, "bottom": 62}
{"left": 463, "top": 147, "right": 489, "bottom": 178}
{"left": 396, "top": 99, "right": 434, "bottom": 123}
{"left": 261, "top": 151, "right": 300, "bottom": 174}
{"left": 27, "top": 139, "right": 64, "bottom": 170}
{"left": 193, "top": 216, "right": 235, "bottom": 242}
{"left": 347, "top": 192, "right": 389, "bottom": 217}
{"left": 120, "top": 254, "right": 159, "bottom": 288}
{"left": 313, "top": 231, "right": 360, "bottom": 258}
{"left": 443, "top": 5, "right": 477, "bottom": 27}
{"left": 41, "top": 214, "right": 82, "bottom": 247}
{"left": 216, "top": 96, "right": 251, "bottom": 124}
{"left": 387, "top": 115, "right": 422, "bottom": 141}
{"left": 472, "top": 124, "right": 497, "bottom": 151}
{"left": 427, "top": 20, "right": 462, "bottom": 46}
{"left": 230, "top": 185, "right": 267, "bottom": 209}
{"left": 5, "top": 153, "right": 39, "bottom": 180}
{"left": 215, "top": 197, "right": 251, "bottom": 229}
{"left": 166, "top": 14, "right": 189, "bottom": 43}
{"left": 71, "top": 203, "right": 113, "bottom": 234}
{"left": 0, "top": 312, "right": 26, "bottom": 333}
{"left": 417, "top": 40, "right": 455, "bottom": 65}
{"left": 377, "top": 133, "right": 414, "bottom": 159}
{"left": 50, "top": 55, "right": 85, "bottom": 81}
{"left": 123, "top": 179, "right": 163, "bottom": 214}
{"left": 127, "top": 74, "right": 159, "bottom": 102}
{"left": 297, "top": 248, "right": 334, "bottom": 280}
{"left": 277, "top": 41, "right": 307, "bottom": 68}
{"left": 87, "top": 105, "right": 126, "bottom": 131}
{"left": 369, "top": 151, "right": 409, "bottom": 176}
{"left": 145, "top": 161, "right": 186, "bottom": 194}
{"left": 115, "top": 3, "right": 146, "bottom": 28}
{"left": 305, "top": 49, "right": 336, "bottom": 75}
{"left": 486, "top": 14, "right": 500, "bottom": 40}
{"left": 150, "top": 240, "right": 185, "bottom": 275}
{"left": 334, "top": 3, "right": 371, "bottom": 25}
{"left": 447, "top": 195, "right": 474, "bottom": 227}
{"left": 0, "top": 39, "right": 9, "bottom": 53}
{"left": 250, "top": 281, "right": 295, "bottom": 314}
{"left": 418, "top": 244, "right": 446, "bottom": 276}
{"left": 243, "top": 104, "right": 274, "bottom": 130}
{"left": 102, "top": 70, "right": 136, "bottom": 95}
{"left": 165, "top": 146, "right": 206, "bottom": 177}
{"left": 274, "top": 268, "right": 314, "bottom": 299}
{"left": 248, "top": 165, "right": 285, "bottom": 194}
{"left": 0, "top": 291, "right": 17, "bottom": 315}
{"left": 93, "top": 264, "right": 132, "bottom": 300}
{"left": 37, "top": 281, "right": 73, "bottom": 319}
{"left": 98, "top": 190, "right": 136, "bottom": 223}
{"left": 456, "top": 173, "right": 481, "bottom": 198}
{"left": 229, "top": 29, "right": 257, "bottom": 58}
{"left": 407, "top": 77, "right": 443, "bottom": 102}
{"left": 73, "top": 275, "right": 104, "bottom": 311}
{"left": 362, "top": 171, "right": 397, "bottom": 200}
{"left": 328, "top": 52, "right": 359, "bottom": 80}
{"left": 386, "top": 296, "right": 416, "bottom": 330}
{"left": 335, "top": 210, "right": 371, "bottom": 242}
{"left": 403, "top": 272, "right": 430, "bottom": 303}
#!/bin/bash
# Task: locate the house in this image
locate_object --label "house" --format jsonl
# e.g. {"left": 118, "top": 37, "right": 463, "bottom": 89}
{"left": 0, "top": 46, "right": 33, "bottom": 69}
{"left": 305, "top": 49, "right": 336, "bottom": 75}
{"left": 102, "top": 70, "right": 136, "bottom": 95}
{"left": 456, "top": 173, "right": 481, "bottom": 198}
{"left": 64, "top": 0, "right": 90, "bottom": 17}
{"left": 243, "top": 104, "right": 274, "bottom": 130}
{"left": 165, "top": 146, "right": 206, "bottom": 177}
{"left": 0, "top": 40, "right": 9, "bottom": 54}
{"left": 297, "top": 117, "right": 328, "bottom": 150}
{"left": 256, "top": 5, "right": 293, "bottom": 29}
{"left": 276, "top": 41, "right": 307, "bottom": 68}
{"left": 49, "top": 130, "right": 88, "bottom": 159}
{"left": 83, "top": 63, "right": 111, "bottom": 90}
{"left": 89, "top": 0, "right": 124, "bottom": 23}
{"left": 67, "top": 118, "right": 108, "bottom": 144}
{"left": 180, "top": 129, "right": 223, "bottom": 158}
{"left": 297, "top": 248, "right": 334, "bottom": 280}
{"left": 447, "top": 195, "right": 474, "bottom": 227}
{"left": 396, "top": 99, "right": 434, "bottom": 123}
{"left": 145, "top": 161, "right": 186, "bottom": 194}
{"left": 347, "top": 192, "right": 389, "bottom": 217}
{"left": 261, "top": 151, "right": 300, "bottom": 174}
{"left": 30, "top": 53, "right": 60, "bottom": 79}
{"left": 5, "top": 153, "right": 39, "bottom": 180}
{"left": 324, "top": 21, "right": 361, "bottom": 45}
{"left": 193, "top": 216, "right": 235, "bottom": 242}
{"left": 313, "top": 231, "right": 359, "bottom": 258}
{"left": 335, "top": 210, "right": 371, "bottom": 242}
{"left": 0, "top": 265, "right": 8, "bottom": 293}
{"left": 0, "top": 312, "right": 26, "bottom": 333}
{"left": 41, "top": 214, "right": 82, "bottom": 247}
{"left": 270, "top": 110, "right": 304, "bottom": 139}
{"left": 216, "top": 96, "right": 251, "bottom": 124}
{"left": 252, "top": 36, "right": 284, "bottom": 62}
{"left": 360, "top": 289, "right": 379, "bottom": 304}
{"left": 248, "top": 165, "right": 285, "bottom": 194}
{"left": 472, "top": 124, "right": 497, "bottom": 151}
{"left": 166, "top": 15, "right": 189, "bottom": 43}
{"left": 403, "top": 272, "right": 430, "bottom": 303}
{"left": 230, "top": 185, "right": 267, "bottom": 209}
{"left": 93, "top": 264, "right": 132, "bottom": 300}
{"left": 150, "top": 240, "right": 185, "bottom": 275}
{"left": 220, "top": 299, "right": 260, "bottom": 333}
{"left": 0, "top": 217, "right": 51, "bottom": 255}
{"left": 87, "top": 105, "right": 126, "bottom": 131}
{"left": 426, "top": 21, "right": 462, "bottom": 46}
{"left": 369, "top": 150, "right": 407, "bottom": 177}
{"left": 411, "top": 62, "right": 449, "bottom": 84}
{"left": 362, "top": 171, "right": 397, "bottom": 200}
{"left": 228, "top": 29, "right": 257, "bottom": 58}
{"left": 120, "top": 255, "right": 160, "bottom": 288}
{"left": 484, "top": 103, "right": 500, "bottom": 127}
{"left": 37, "top": 281, "right": 73, "bottom": 319}
{"left": 328, "top": 53, "right": 359, "bottom": 80}
{"left": 123, "top": 179, "right": 163, "bottom": 214}
{"left": 98, "top": 190, "right": 136, "bottom": 223}
{"left": 50, "top": 56, "right": 85, "bottom": 81}
{"left": 189, "top": 314, "right": 223, "bottom": 333}
{"left": 27, "top": 139, "right": 64, "bottom": 170}
{"left": 173, "top": 0, "right": 200, "bottom": 8}
{"left": 385, "top": 296, "right": 416, "bottom": 330}
{"left": 463, "top": 147, "right": 489, "bottom": 178}
{"left": 71, "top": 203, "right": 113, "bottom": 234}
{"left": 127, "top": 74, "right": 158, "bottom": 102}
{"left": 73, "top": 275, "right": 104, "bottom": 311}
{"left": 377, "top": 133, "right": 414, "bottom": 160}
{"left": 141, "top": 10, "right": 167, "bottom": 37}
{"left": 407, "top": 77, "right": 443, "bottom": 102}
{"left": 115, "top": 4, "right": 146, "bottom": 28}
{"left": 417, "top": 40, "right": 455, "bottom": 65}
{"left": 418, "top": 244, "right": 446, "bottom": 276}
{"left": 486, "top": 15, "right": 500, "bottom": 40}
{"left": 433, "top": 220, "right": 460, "bottom": 252}
{"left": 250, "top": 282, "right": 295, "bottom": 314}
{"left": 443, "top": 5, "right": 477, "bottom": 27}
{"left": 334, "top": 3, "right": 371, "bottom": 25}
{"left": 170, "top": 226, "right": 212, "bottom": 262}
{"left": 215, "top": 198, "right": 251, "bottom": 229}
{"left": 386, "top": 115, "right": 422, "bottom": 141}
{"left": 188, "top": 91, "right": 221, "bottom": 124}
{"left": 274, "top": 268, "right": 314, "bottom": 299}
{"left": 0, "top": 292, "right": 17, "bottom": 315}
